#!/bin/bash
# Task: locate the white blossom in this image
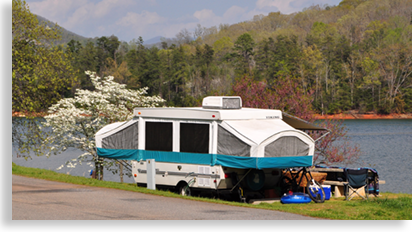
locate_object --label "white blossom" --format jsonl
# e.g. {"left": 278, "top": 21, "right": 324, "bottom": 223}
{"left": 45, "top": 71, "right": 165, "bottom": 172}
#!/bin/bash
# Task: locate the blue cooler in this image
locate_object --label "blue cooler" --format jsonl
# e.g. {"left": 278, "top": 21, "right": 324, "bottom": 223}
{"left": 309, "top": 185, "right": 331, "bottom": 200}
{"left": 322, "top": 185, "right": 331, "bottom": 200}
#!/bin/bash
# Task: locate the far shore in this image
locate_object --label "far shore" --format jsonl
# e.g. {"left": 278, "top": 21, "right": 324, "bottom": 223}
{"left": 12, "top": 111, "right": 412, "bottom": 120}
{"left": 314, "top": 112, "right": 412, "bottom": 120}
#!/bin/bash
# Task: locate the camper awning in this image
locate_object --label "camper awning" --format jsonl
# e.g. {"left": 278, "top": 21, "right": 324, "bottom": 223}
{"left": 97, "top": 148, "right": 313, "bottom": 169}
{"left": 282, "top": 112, "right": 327, "bottom": 131}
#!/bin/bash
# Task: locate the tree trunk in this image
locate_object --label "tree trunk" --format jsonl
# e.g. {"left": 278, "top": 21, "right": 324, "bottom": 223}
{"left": 94, "top": 157, "right": 104, "bottom": 180}
{"left": 99, "top": 157, "right": 104, "bottom": 180}
{"left": 119, "top": 162, "right": 123, "bottom": 183}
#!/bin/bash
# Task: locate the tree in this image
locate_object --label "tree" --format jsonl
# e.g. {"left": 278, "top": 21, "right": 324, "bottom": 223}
{"left": 175, "top": 28, "right": 193, "bottom": 45}
{"left": 213, "top": 36, "right": 234, "bottom": 60}
{"left": 359, "top": 56, "right": 381, "bottom": 111}
{"left": 203, "top": 44, "right": 214, "bottom": 68}
{"left": 68, "top": 40, "right": 98, "bottom": 91}
{"left": 374, "top": 43, "right": 412, "bottom": 113}
{"left": 157, "top": 48, "right": 173, "bottom": 99}
{"left": 42, "top": 71, "right": 165, "bottom": 180}
{"left": 101, "top": 57, "right": 132, "bottom": 84}
{"left": 233, "top": 33, "right": 255, "bottom": 75}
{"left": 232, "top": 76, "right": 271, "bottom": 109}
{"left": 306, "top": 22, "right": 342, "bottom": 114}
{"left": 95, "top": 36, "right": 120, "bottom": 75}
{"left": 254, "top": 37, "right": 273, "bottom": 79}
{"left": 312, "top": 119, "right": 361, "bottom": 165}
{"left": 338, "top": 0, "right": 368, "bottom": 9}
{"left": 233, "top": 75, "right": 314, "bottom": 120}
{"left": 255, "top": 35, "right": 301, "bottom": 81}
{"left": 125, "top": 36, "right": 157, "bottom": 91}
{"left": 298, "top": 45, "right": 324, "bottom": 97}
{"left": 12, "top": 0, "right": 77, "bottom": 159}
{"left": 194, "top": 24, "right": 206, "bottom": 40}
{"left": 168, "top": 45, "right": 189, "bottom": 105}
{"left": 12, "top": 0, "right": 76, "bottom": 113}
{"left": 67, "top": 39, "right": 82, "bottom": 54}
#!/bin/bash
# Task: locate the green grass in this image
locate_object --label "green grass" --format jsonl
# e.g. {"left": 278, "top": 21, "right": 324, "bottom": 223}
{"left": 12, "top": 162, "right": 412, "bottom": 220}
{"left": 256, "top": 194, "right": 412, "bottom": 220}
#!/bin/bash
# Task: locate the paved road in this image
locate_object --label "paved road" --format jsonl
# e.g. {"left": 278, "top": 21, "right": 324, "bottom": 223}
{"left": 12, "top": 175, "right": 316, "bottom": 220}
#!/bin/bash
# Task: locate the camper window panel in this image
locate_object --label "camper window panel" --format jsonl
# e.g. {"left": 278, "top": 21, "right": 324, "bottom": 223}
{"left": 217, "top": 125, "right": 250, "bottom": 157}
{"left": 101, "top": 122, "right": 139, "bottom": 149}
{"left": 179, "top": 123, "right": 209, "bottom": 154}
{"left": 145, "top": 121, "right": 173, "bottom": 151}
{"left": 264, "top": 136, "right": 309, "bottom": 157}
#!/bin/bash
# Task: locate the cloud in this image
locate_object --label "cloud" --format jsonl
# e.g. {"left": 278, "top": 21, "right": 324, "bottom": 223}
{"left": 116, "top": 11, "right": 165, "bottom": 26}
{"left": 223, "top": 5, "right": 248, "bottom": 24}
{"left": 255, "top": 0, "right": 332, "bottom": 14}
{"left": 115, "top": 11, "right": 167, "bottom": 40}
{"left": 28, "top": 0, "right": 88, "bottom": 23}
{"left": 193, "top": 9, "right": 216, "bottom": 22}
{"left": 192, "top": 6, "right": 249, "bottom": 28}
{"left": 94, "top": 0, "right": 128, "bottom": 18}
{"left": 192, "top": 9, "right": 223, "bottom": 29}
{"left": 256, "top": 0, "right": 295, "bottom": 14}
{"left": 28, "top": 0, "right": 136, "bottom": 32}
{"left": 65, "top": 0, "right": 135, "bottom": 27}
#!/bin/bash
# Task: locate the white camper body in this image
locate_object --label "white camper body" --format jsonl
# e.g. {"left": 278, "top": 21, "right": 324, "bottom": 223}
{"left": 95, "top": 96, "right": 323, "bottom": 197}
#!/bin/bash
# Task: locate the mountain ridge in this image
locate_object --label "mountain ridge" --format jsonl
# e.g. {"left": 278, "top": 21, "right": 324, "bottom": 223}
{"left": 36, "top": 15, "right": 90, "bottom": 45}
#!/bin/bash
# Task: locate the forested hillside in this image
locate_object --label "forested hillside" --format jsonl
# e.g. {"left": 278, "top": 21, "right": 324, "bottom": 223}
{"left": 13, "top": 0, "right": 412, "bottom": 115}
{"left": 34, "top": 15, "right": 96, "bottom": 45}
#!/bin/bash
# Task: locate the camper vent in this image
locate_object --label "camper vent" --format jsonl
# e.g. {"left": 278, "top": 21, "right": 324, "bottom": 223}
{"left": 202, "top": 96, "right": 242, "bottom": 109}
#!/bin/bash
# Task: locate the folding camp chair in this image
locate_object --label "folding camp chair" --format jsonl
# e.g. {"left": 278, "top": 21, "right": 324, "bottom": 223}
{"left": 344, "top": 168, "right": 369, "bottom": 201}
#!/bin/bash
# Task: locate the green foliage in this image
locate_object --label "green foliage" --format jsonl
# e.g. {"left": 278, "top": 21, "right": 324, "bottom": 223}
{"left": 12, "top": 0, "right": 77, "bottom": 113}
{"left": 233, "top": 33, "right": 256, "bottom": 76}
{"left": 12, "top": 0, "right": 79, "bottom": 160}
{"left": 213, "top": 36, "right": 234, "bottom": 59}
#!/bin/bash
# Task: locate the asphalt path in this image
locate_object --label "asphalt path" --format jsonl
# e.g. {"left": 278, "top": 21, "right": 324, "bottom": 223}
{"left": 12, "top": 175, "right": 317, "bottom": 220}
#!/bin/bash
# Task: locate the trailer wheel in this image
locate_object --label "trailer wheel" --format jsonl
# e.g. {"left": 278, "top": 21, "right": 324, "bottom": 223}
{"left": 177, "top": 182, "right": 191, "bottom": 196}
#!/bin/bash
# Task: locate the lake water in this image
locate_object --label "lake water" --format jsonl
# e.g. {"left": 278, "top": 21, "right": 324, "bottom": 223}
{"left": 342, "top": 119, "right": 412, "bottom": 194}
{"left": 11, "top": 119, "right": 412, "bottom": 194}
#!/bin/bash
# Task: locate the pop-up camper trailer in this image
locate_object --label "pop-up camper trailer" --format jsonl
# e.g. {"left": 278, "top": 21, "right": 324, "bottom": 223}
{"left": 95, "top": 96, "right": 326, "bottom": 201}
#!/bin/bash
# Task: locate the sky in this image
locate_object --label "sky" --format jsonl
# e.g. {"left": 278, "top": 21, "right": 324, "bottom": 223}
{"left": 23, "top": 0, "right": 342, "bottom": 43}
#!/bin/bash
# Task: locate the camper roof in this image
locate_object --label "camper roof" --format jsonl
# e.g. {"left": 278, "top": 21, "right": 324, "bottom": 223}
{"left": 133, "top": 107, "right": 282, "bottom": 121}
{"left": 133, "top": 96, "right": 327, "bottom": 131}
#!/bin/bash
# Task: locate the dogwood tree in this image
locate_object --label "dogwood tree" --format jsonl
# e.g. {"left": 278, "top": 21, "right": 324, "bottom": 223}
{"left": 42, "top": 71, "right": 165, "bottom": 180}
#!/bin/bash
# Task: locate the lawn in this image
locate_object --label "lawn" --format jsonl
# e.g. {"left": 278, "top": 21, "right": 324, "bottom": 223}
{"left": 257, "top": 193, "right": 412, "bottom": 220}
{"left": 12, "top": 163, "right": 412, "bottom": 220}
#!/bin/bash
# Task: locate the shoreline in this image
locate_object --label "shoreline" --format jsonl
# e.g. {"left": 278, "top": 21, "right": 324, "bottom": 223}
{"left": 314, "top": 113, "right": 412, "bottom": 120}
{"left": 12, "top": 112, "right": 47, "bottom": 117}
{"left": 12, "top": 111, "right": 412, "bottom": 120}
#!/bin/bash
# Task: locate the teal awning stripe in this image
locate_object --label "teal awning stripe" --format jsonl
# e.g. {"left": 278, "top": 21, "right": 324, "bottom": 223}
{"left": 97, "top": 148, "right": 313, "bottom": 169}
{"left": 256, "top": 156, "right": 313, "bottom": 169}
{"left": 97, "top": 147, "right": 138, "bottom": 160}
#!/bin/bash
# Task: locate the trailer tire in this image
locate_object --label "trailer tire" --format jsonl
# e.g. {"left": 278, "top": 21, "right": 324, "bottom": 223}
{"left": 177, "top": 182, "right": 191, "bottom": 196}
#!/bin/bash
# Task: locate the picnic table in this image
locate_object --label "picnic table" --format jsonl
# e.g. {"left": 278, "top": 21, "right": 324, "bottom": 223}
{"left": 308, "top": 167, "right": 385, "bottom": 197}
